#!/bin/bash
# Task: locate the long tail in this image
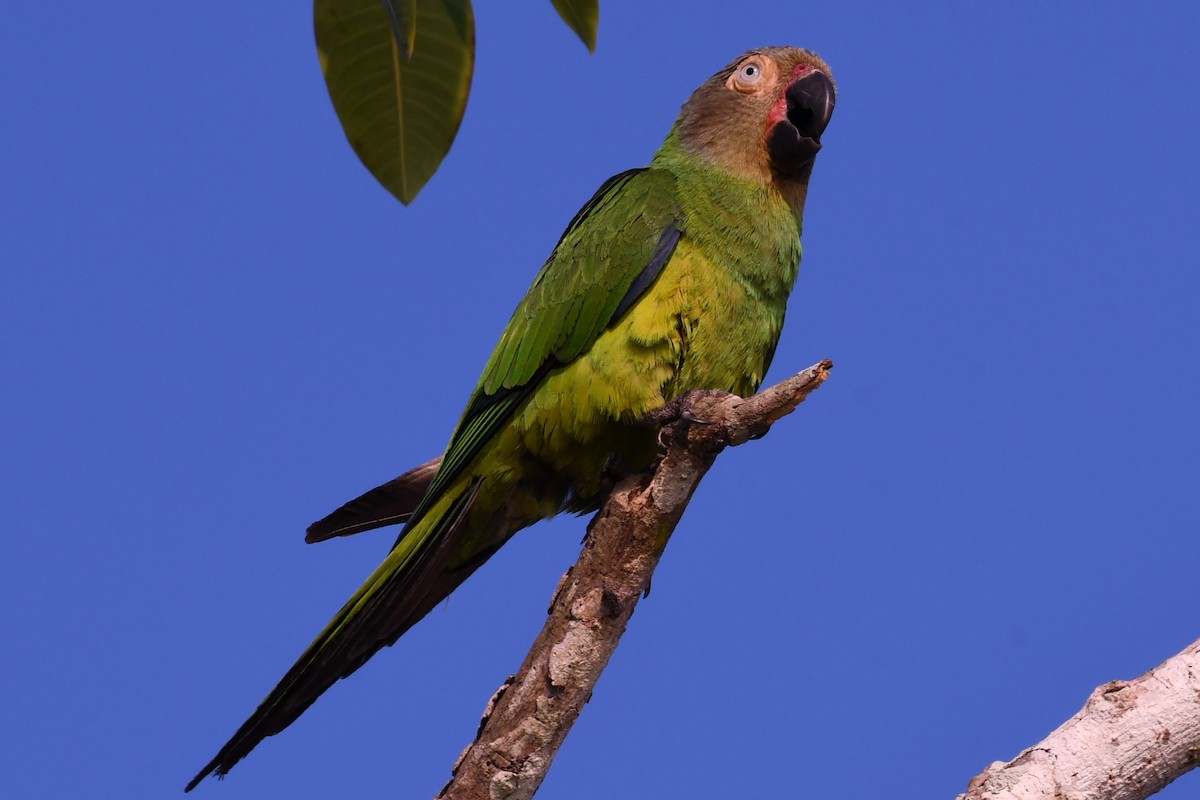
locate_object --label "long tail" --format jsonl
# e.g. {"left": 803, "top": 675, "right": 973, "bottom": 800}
{"left": 185, "top": 478, "right": 480, "bottom": 792}
{"left": 305, "top": 458, "right": 441, "bottom": 543}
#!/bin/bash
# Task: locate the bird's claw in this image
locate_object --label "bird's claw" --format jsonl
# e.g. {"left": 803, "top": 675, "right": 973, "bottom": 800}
{"left": 649, "top": 388, "right": 737, "bottom": 448}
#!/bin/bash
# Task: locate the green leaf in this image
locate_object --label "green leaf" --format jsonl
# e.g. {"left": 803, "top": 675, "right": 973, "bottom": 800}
{"left": 550, "top": 0, "right": 599, "bottom": 53}
{"left": 380, "top": 0, "right": 417, "bottom": 60}
{"left": 315, "top": 0, "right": 475, "bottom": 204}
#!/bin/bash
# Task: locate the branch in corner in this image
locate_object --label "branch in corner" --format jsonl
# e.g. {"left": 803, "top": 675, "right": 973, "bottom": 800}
{"left": 961, "top": 637, "right": 1200, "bottom": 800}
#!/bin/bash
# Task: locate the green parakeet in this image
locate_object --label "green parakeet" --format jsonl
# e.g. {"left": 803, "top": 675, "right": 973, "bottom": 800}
{"left": 188, "top": 46, "right": 835, "bottom": 791}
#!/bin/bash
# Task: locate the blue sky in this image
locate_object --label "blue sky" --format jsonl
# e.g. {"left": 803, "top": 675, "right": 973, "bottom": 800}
{"left": 4, "top": 2, "right": 1200, "bottom": 797}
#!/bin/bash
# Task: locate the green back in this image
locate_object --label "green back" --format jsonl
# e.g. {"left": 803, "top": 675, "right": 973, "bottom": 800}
{"left": 401, "top": 167, "right": 682, "bottom": 535}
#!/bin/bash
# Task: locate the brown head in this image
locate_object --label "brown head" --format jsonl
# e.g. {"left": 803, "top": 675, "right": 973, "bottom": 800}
{"left": 672, "top": 47, "right": 836, "bottom": 197}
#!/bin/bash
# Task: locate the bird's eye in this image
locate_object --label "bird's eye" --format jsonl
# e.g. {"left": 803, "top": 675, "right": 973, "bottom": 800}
{"left": 725, "top": 57, "right": 770, "bottom": 94}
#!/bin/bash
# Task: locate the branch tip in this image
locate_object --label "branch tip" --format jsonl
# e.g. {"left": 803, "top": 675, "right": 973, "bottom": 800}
{"left": 437, "top": 361, "right": 833, "bottom": 800}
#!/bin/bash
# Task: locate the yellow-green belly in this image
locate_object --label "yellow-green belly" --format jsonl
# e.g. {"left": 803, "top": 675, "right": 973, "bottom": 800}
{"left": 445, "top": 240, "right": 786, "bottom": 553}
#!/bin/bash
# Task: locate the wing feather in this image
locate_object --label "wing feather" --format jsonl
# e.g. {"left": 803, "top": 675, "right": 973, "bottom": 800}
{"left": 402, "top": 167, "right": 681, "bottom": 534}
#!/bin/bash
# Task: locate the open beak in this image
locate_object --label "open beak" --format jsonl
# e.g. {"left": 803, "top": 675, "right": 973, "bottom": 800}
{"left": 768, "top": 69, "right": 836, "bottom": 176}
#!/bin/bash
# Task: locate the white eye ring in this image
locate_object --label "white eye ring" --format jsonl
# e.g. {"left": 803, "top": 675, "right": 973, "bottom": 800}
{"left": 738, "top": 61, "right": 763, "bottom": 84}
{"left": 725, "top": 58, "right": 769, "bottom": 94}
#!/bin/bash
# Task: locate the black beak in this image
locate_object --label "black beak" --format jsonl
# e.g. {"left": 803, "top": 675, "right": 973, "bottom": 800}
{"left": 787, "top": 70, "right": 835, "bottom": 143}
{"left": 768, "top": 69, "right": 836, "bottom": 176}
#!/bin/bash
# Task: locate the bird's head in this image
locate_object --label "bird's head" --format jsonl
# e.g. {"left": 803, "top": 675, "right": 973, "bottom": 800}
{"left": 673, "top": 47, "right": 836, "bottom": 191}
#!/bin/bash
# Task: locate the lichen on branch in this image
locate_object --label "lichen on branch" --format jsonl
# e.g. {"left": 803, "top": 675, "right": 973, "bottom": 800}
{"left": 437, "top": 360, "right": 832, "bottom": 800}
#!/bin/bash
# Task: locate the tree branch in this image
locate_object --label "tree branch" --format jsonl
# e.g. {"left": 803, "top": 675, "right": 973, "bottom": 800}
{"left": 436, "top": 360, "right": 834, "bottom": 800}
{"left": 961, "top": 637, "right": 1200, "bottom": 800}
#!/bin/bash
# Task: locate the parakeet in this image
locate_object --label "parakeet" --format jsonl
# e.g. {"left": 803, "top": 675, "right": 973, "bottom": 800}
{"left": 187, "top": 45, "right": 835, "bottom": 791}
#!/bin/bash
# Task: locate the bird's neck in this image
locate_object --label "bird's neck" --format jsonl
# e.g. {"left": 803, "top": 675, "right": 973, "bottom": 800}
{"left": 651, "top": 133, "right": 804, "bottom": 302}
{"left": 653, "top": 127, "right": 812, "bottom": 227}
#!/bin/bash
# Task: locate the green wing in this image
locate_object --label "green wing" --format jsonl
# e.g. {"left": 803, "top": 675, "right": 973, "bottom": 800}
{"left": 404, "top": 167, "right": 682, "bottom": 532}
{"left": 186, "top": 168, "right": 682, "bottom": 791}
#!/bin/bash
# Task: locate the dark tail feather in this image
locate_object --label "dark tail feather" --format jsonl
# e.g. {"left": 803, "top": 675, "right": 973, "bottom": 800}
{"left": 305, "top": 458, "right": 441, "bottom": 543}
{"left": 186, "top": 478, "right": 479, "bottom": 793}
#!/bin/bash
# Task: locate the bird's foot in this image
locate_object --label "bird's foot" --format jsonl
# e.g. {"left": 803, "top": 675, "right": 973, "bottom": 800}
{"left": 595, "top": 451, "right": 636, "bottom": 502}
{"left": 647, "top": 389, "right": 738, "bottom": 449}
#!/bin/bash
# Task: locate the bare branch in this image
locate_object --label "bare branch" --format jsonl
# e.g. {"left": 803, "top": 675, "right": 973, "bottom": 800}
{"left": 436, "top": 360, "right": 833, "bottom": 800}
{"left": 961, "top": 637, "right": 1200, "bottom": 800}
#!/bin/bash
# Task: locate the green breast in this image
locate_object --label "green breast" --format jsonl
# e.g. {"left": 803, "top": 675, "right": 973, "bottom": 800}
{"left": 508, "top": 170, "right": 803, "bottom": 503}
